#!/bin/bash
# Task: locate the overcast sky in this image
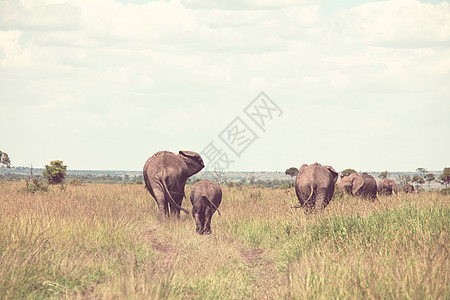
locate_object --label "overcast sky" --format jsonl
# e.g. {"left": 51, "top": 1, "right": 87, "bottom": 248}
{"left": 1, "top": 0, "right": 449, "bottom": 172}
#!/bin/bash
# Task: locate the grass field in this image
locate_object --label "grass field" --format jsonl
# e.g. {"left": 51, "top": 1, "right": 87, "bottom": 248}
{"left": 0, "top": 181, "right": 448, "bottom": 299}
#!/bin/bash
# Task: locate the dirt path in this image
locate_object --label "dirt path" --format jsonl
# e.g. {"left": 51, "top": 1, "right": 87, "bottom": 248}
{"left": 144, "top": 228, "right": 178, "bottom": 270}
{"left": 241, "top": 248, "right": 283, "bottom": 299}
{"left": 143, "top": 228, "right": 283, "bottom": 298}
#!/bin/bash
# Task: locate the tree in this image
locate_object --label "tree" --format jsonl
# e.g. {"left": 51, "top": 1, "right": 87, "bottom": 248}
{"left": 285, "top": 167, "right": 298, "bottom": 178}
{"left": 397, "top": 174, "right": 411, "bottom": 185}
{"left": 412, "top": 175, "right": 425, "bottom": 189}
{"left": 424, "top": 173, "right": 435, "bottom": 189}
{"left": 378, "top": 171, "right": 389, "bottom": 179}
{"left": 440, "top": 168, "right": 450, "bottom": 188}
{"left": 43, "top": 160, "right": 67, "bottom": 184}
{"left": 416, "top": 168, "right": 427, "bottom": 177}
{"left": 341, "top": 168, "right": 357, "bottom": 178}
{"left": 0, "top": 150, "right": 11, "bottom": 168}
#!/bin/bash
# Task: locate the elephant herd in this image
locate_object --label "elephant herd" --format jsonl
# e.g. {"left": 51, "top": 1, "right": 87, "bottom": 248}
{"left": 143, "top": 150, "right": 404, "bottom": 235}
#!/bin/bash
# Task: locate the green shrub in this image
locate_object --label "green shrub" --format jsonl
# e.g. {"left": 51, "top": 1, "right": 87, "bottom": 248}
{"left": 20, "top": 178, "right": 49, "bottom": 193}
{"left": 440, "top": 188, "right": 450, "bottom": 195}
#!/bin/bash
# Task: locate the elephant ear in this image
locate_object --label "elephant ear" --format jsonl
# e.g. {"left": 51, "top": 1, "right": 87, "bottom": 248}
{"left": 179, "top": 150, "right": 199, "bottom": 158}
{"left": 179, "top": 150, "right": 205, "bottom": 167}
{"left": 325, "top": 165, "right": 339, "bottom": 184}
{"left": 351, "top": 175, "right": 364, "bottom": 195}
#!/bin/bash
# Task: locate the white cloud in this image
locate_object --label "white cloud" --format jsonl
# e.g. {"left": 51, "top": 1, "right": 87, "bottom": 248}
{"left": 0, "top": 0, "right": 80, "bottom": 31}
{"left": 326, "top": 0, "right": 450, "bottom": 47}
{"left": 0, "top": 30, "right": 31, "bottom": 70}
{"left": 181, "top": 0, "right": 317, "bottom": 10}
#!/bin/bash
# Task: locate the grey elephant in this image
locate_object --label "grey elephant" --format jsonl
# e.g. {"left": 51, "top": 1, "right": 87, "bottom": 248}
{"left": 143, "top": 150, "right": 204, "bottom": 220}
{"left": 295, "top": 163, "right": 339, "bottom": 211}
{"left": 377, "top": 179, "right": 398, "bottom": 196}
{"left": 337, "top": 172, "right": 377, "bottom": 200}
{"left": 403, "top": 183, "right": 415, "bottom": 193}
{"left": 190, "top": 179, "right": 222, "bottom": 235}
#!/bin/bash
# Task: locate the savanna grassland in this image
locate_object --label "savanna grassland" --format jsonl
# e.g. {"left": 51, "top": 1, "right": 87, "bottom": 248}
{"left": 0, "top": 181, "right": 448, "bottom": 299}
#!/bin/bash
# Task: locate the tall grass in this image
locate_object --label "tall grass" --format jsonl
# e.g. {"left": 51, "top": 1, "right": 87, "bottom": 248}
{"left": 0, "top": 182, "right": 448, "bottom": 299}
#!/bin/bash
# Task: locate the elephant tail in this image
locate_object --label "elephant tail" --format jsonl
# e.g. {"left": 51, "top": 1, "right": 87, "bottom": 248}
{"left": 203, "top": 196, "right": 222, "bottom": 216}
{"left": 305, "top": 184, "right": 315, "bottom": 206}
{"left": 160, "top": 179, "right": 190, "bottom": 215}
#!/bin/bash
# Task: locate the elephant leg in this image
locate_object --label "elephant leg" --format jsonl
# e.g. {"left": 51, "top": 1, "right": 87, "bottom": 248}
{"left": 169, "top": 194, "right": 183, "bottom": 219}
{"left": 193, "top": 205, "right": 205, "bottom": 234}
{"left": 153, "top": 189, "right": 169, "bottom": 221}
{"left": 203, "top": 205, "right": 213, "bottom": 235}
{"left": 314, "top": 188, "right": 327, "bottom": 211}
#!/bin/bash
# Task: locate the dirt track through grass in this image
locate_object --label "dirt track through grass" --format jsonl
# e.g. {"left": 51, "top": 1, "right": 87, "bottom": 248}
{"left": 0, "top": 182, "right": 448, "bottom": 299}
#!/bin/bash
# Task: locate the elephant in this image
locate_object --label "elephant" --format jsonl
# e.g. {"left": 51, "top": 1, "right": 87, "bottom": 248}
{"left": 143, "top": 150, "right": 204, "bottom": 220}
{"left": 295, "top": 163, "right": 339, "bottom": 211}
{"left": 403, "top": 183, "right": 415, "bottom": 193}
{"left": 337, "top": 172, "right": 377, "bottom": 200}
{"left": 377, "top": 179, "right": 398, "bottom": 196}
{"left": 190, "top": 179, "right": 222, "bottom": 235}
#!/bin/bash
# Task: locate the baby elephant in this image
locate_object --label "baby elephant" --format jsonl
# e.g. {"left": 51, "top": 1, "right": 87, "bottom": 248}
{"left": 190, "top": 179, "right": 222, "bottom": 235}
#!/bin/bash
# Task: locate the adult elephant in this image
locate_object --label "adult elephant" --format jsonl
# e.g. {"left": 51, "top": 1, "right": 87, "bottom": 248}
{"left": 337, "top": 172, "right": 377, "bottom": 200}
{"left": 143, "top": 150, "right": 204, "bottom": 220}
{"left": 377, "top": 179, "right": 398, "bottom": 196}
{"left": 403, "top": 183, "right": 415, "bottom": 193}
{"left": 295, "top": 163, "right": 339, "bottom": 211}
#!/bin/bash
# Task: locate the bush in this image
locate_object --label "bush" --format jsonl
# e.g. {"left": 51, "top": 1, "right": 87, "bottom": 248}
{"left": 20, "top": 178, "right": 49, "bottom": 193}
{"left": 227, "top": 181, "right": 236, "bottom": 188}
{"left": 134, "top": 180, "right": 143, "bottom": 185}
{"left": 440, "top": 188, "right": 450, "bottom": 195}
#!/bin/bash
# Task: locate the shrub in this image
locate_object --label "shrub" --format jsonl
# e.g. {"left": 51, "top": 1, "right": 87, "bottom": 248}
{"left": 20, "top": 178, "right": 49, "bottom": 193}
{"left": 440, "top": 188, "right": 450, "bottom": 195}
{"left": 279, "top": 183, "right": 290, "bottom": 189}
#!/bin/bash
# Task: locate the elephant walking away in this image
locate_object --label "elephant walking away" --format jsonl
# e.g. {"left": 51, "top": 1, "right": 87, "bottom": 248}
{"left": 295, "top": 163, "right": 339, "bottom": 211}
{"left": 143, "top": 150, "right": 204, "bottom": 221}
{"left": 190, "top": 179, "right": 222, "bottom": 235}
{"left": 377, "top": 179, "right": 398, "bottom": 196}
{"left": 337, "top": 172, "right": 377, "bottom": 200}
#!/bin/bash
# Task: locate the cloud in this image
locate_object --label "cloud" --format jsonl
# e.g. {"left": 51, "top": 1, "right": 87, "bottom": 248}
{"left": 181, "top": 0, "right": 317, "bottom": 10}
{"left": 0, "top": 0, "right": 81, "bottom": 31}
{"left": 0, "top": 30, "right": 29, "bottom": 69}
{"left": 326, "top": 0, "right": 450, "bottom": 48}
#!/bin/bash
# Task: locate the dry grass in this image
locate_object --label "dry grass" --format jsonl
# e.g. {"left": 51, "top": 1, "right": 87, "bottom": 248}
{"left": 0, "top": 182, "right": 448, "bottom": 299}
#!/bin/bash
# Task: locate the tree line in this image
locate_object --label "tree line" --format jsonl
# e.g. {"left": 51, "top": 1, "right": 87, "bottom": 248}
{"left": 2, "top": 150, "right": 449, "bottom": 190}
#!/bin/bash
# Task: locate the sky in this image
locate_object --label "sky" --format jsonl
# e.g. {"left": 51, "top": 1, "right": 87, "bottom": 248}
{"left": 0, "top": 0, "right": 449, "bottom": 172}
